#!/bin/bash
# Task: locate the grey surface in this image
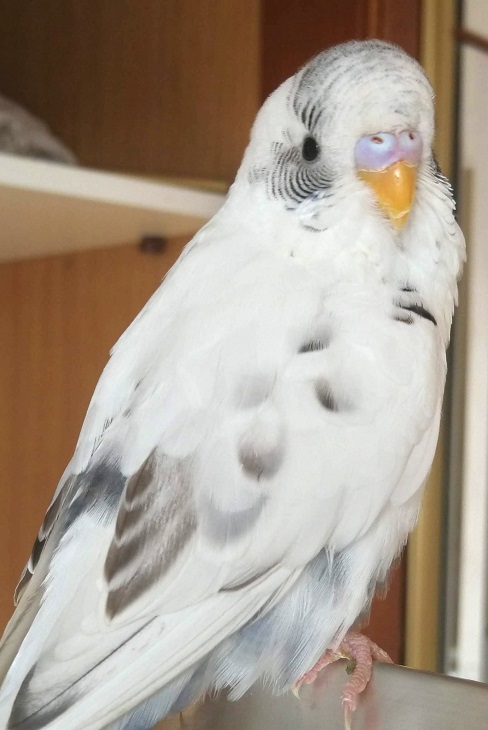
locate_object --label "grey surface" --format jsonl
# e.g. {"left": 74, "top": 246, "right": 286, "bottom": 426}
{"left": 170, "top": 661, "right": 488, "bottom": 729}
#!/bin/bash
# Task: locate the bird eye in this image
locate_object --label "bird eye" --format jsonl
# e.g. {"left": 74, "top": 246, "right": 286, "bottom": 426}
{"left": 302, "top": 136, "right": 319, "bottom": 162}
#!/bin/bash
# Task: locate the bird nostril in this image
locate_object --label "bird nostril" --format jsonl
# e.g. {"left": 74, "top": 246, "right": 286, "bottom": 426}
{"left": 355, "top": 133, "right": 397, "bottom": 170}
{"left": 398, "top": 130, "right": 423, "bottom": 164}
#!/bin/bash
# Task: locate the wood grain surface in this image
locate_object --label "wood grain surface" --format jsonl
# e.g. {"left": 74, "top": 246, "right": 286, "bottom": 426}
{"left": 0, "top": 0, "right": 260, "bottom": 181}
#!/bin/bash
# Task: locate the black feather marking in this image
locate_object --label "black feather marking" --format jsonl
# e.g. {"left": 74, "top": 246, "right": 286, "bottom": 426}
{"left": 65, "top": 462, "right": 126, "bottom": 527}
{"left": 15, "top": 460, "right": 129, "bottom": 605}
{"left": 13, "top": 570, "right": 33, "bottom": 606}
{"left": 400, "top": 303, "right": 437, "bottom": 326}
{"left": 393, "top": 313, "right": 414, "bottom": 325}
{"left": 299, "top": 325, "right": 331, "bottom": 353}
{"left": 299, "top": 339, "right": 326, "bottom": 353}
{"left": 394, "top": 298, "right": 437, "bottom": 326}
{"left": 29, "top": 537, "right": 44, "bottom": 571}
{"left": 315, "top": 379, "right": 350, "bottom": 413}
{"left": 14, "top": 476, "right": 77, "bottom": 605}
{"left": 261, "top": 130, "right": 333, "bottom": 205}
{"left": 9, "top": 679, "right": 73, "bottom": 728}
{"left": 221, "top": 564, "right": 275, "bottom": 592}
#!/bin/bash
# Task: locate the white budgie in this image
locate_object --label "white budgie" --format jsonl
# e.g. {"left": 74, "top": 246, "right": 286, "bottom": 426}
{"left": 0, "top": 40, "right": 464, "bottom": 730}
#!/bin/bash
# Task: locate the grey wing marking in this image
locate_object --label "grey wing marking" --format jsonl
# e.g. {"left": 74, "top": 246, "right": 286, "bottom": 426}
{"left": 104, "top": 451, "right": 197, "bottom": 619}
{"left": 14, "top": 460, "right": 127, "bottom": 606}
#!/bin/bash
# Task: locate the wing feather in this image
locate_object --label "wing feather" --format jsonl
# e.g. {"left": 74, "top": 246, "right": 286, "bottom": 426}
{"left": 104, "top": 450, "right": 197, "bottom": 619}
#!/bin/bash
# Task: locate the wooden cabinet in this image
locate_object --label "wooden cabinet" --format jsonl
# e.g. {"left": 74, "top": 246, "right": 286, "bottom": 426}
{"left": 0, "top": 0, "right": 261, "bottom": 181}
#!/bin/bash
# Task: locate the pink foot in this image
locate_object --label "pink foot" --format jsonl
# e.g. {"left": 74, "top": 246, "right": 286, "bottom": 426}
{"left": 294, "top": 631, "right": 393, "bottom": 730}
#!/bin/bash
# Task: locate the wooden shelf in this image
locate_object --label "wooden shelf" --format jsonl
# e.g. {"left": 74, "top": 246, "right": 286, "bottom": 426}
{"left": 0, "top": 153, "right": 226, "bottom": 263}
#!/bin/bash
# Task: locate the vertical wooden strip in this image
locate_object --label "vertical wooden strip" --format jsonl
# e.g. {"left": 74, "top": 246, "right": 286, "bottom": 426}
{"left": 370, "top": 0, "right": 421, "bottom": 58}
{"left": 261, "top": 0, "right": 421, "bottom": 102}
{"left": 261, "top": 0, "right": 367, "bottom": 100}
{"left": 366, "top": 0, "right": 381, "bottom": 38}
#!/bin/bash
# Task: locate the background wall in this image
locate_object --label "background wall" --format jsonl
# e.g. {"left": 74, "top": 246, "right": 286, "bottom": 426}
{"left": 0, "top": 0, "right": 261, "bottom": 180}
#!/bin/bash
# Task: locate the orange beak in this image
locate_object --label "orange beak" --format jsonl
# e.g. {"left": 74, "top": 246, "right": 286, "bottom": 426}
{"left": 357, "top": 160, "right": 417, "bottom": 230}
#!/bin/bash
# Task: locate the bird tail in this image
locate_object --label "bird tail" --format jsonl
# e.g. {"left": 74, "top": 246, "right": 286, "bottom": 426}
{"left": 0, "top": 565, "right": 295, "bottom": 730}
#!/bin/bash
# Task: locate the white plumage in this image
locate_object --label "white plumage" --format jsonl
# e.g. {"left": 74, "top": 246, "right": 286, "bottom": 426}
{"left": 0, "top": 40, "right": 464, "bottom": 729}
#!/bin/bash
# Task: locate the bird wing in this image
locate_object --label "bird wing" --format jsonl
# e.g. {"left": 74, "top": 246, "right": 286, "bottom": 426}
{"left": 0, "top": 224, "right": 445, "bottom": 728}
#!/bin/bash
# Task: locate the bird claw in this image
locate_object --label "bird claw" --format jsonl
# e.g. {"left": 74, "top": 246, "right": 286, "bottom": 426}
{"left": 293, "top": 631, "right": 392, "bottom": 729}
{"left": 291, "top": 684, "right": 302, "bottom": 699}
{"left": 343, "top": 700, "right": 353, "bottom": 730}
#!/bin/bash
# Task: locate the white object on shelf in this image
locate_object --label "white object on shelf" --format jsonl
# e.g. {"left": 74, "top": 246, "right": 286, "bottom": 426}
{"left": 0, "top": 152, "right": 226, "bottom": 262}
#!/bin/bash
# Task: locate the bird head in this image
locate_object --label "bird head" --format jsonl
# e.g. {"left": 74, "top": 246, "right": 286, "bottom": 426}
{"left": 239, "top": 40, "right": 442, "bottom": 234}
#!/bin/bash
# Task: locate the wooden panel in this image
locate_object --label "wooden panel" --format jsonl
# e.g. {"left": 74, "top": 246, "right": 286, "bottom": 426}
{"left": 0, "top": 0, "right": 260, "bottom": 182}
{"left": 367, "top": 563, "right": 406, "bottom": 664}
{"left": 0, "top": 239, "right": 188, "bottom": 633}
{"left": 371, "top": 0, "right": 421, "bottom": 58}
{"left": 261, "top": 0, "right": 368, "bottom": 99}
{"left": 261, "top": 0, "right": 420, "bottom": 99}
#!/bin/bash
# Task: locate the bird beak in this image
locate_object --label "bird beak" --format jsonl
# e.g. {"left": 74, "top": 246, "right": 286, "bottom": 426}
{"left": 357, "top": 161, "right": 417, "bottom": 230}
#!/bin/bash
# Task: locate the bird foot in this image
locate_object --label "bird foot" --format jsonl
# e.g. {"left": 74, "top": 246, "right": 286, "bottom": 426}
{"left": 293, "top": 631, "right": 393, "bottom": 730}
